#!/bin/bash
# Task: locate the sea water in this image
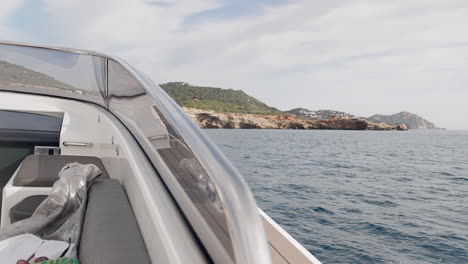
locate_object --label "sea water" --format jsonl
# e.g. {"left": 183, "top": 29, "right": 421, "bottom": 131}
{"left": 205, "top": 129, "right": 468, "bottom": 264}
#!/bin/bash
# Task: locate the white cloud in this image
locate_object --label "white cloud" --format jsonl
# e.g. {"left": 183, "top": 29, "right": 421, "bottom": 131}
{"left": 2, "top": 0, "right": 468, "bottom": 129}
{"left": 0, "top": 0, "right": 24, "bottom": 37}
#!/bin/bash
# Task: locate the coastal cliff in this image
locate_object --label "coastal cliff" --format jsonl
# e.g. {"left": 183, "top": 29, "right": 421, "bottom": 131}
{"left": 184, "top": 108, "right": 408, "bottom": 130}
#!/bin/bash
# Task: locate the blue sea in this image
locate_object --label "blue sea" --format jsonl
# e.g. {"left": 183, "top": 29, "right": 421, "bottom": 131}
{"left": 205, "top": 129, "right": 468, "bottom": 264}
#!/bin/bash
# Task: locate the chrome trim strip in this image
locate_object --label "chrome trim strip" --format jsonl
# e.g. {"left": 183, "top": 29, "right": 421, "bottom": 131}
{"left": 148, "top": 135, "right": 168, "bottom": 140}
{"left": 63, "top": 141, "right": 93, "bottom": 147}
{"left": 0, "top": 40, "right": 107, "bottom": 57}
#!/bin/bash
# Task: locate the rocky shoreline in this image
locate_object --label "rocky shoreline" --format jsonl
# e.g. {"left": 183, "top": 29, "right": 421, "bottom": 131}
{"left": 184, "top": 108, "right": 408, "bottom": 130}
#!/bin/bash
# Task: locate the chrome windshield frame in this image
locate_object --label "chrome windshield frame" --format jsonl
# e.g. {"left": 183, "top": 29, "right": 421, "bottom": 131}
{"left": 0, "top": 40, "right": 109, "bottom": 57}
{"left": 0, "top": 41, "right": 271, "bottom": 264}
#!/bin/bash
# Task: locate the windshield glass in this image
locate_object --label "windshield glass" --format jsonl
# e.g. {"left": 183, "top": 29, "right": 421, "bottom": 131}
{"left": 107, "top": 60, "right": 235, "bottom": 262}
{"left": 0, "top": 44, "right": 105, "bottom": 105}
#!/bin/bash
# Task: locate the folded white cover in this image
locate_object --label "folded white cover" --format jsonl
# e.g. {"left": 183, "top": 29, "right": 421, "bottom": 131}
{"left": 0, "top": 234, "right": 69, "bottom": 263}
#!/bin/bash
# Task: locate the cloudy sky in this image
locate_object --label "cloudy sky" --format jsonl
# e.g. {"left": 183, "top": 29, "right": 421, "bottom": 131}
{"left": 1, "top": 0, "right": 467, "bottom": 129}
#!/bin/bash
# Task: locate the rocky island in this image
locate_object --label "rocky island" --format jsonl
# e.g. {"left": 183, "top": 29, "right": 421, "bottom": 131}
{"left": 368, "top": 112, "right": 438, "bottom": 129}
{"left": 160, "top": 82, "right": 438, "bottom": 131}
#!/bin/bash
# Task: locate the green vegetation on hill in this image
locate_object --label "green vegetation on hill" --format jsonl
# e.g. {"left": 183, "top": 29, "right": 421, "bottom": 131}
{"left": 0, "top": 60, "right": 75, "bottom": 90}
{"left": 160, "top": 82, "right": 281, "bottom": 115}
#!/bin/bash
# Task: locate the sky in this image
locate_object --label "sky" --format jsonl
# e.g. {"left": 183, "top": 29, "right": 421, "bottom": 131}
{"left": 1, "top": 0, "right": 467, "bottom": 129}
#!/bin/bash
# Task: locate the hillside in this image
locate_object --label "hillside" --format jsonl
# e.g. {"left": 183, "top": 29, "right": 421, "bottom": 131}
{"left": 0, "top": 60, "right": 74, "bottom": 90}
{"left": 368, "top": 111, "right": 437, "bottom": 129}
{"left": 285, "top": 108, "right": 359, "bottom": 120}
{"left": 160, "top": 82, "right": 281, "bottom": 115}
{"left": 160, "top": 82, "right": 433, "bottom": 130}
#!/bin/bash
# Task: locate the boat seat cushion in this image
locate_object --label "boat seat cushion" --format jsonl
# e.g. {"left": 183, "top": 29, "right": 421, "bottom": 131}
{"left": 9, "top": 195, "right": 48, "bottom": 223}
{"left": 13, "top": 155, "right": 109, "bottom": 187}
{"left": 79, "top": 179, "right": 151, "bottom": 264}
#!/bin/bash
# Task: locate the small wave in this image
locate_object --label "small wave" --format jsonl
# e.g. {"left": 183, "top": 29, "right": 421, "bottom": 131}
{"left": 397, "top": 177, "right": 413, "bottom": 182}
{"left": 335, "top": 163, "right": 356, "bottom": 169}
{"left": 344, "top": 172, "right": 358, "bottom": 178}
{"left": 316, "top": 218, "right": 334, "bottom": 225}
{"left": 402, "top": 222, "right": 419, "bottom": 228}
{"left": 262, "top": 164, "right": 277, "bottom": 169}
{"left": 343, "top": 208, "right": 362, "bottom": 214}
{"left": 363, "top": 199, "right": 399, "bottom": 207}
{"left": 313, "top": 207, "right": 335, "bottom": 214}
{"left": 285, "top": 183, "right": 305, "bottom": 191}
{"left": 440, "top": 234, "right": 467, "bottom": 242}
{"left": 361, "top": 223, "right": 408, "bottom": 239}
{"left": 364, "top": 223, "right": 388, "bottom": 234}
{"left": 438, "top": 171, "right": 455, "bottom": 176}
{"left": 450, "top": 177, "right": 468, "bottom": 181}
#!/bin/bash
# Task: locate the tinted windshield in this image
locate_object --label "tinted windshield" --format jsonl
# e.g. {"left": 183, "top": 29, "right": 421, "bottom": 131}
{"left": 0, "top": 44, "right": 105, "bottom": 105}
{"left": 107, "top": 60, "right": 235, "bottom": 262}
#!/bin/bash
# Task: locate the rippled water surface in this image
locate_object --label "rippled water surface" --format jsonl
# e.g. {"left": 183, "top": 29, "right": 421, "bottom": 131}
{"left": 205, "top": 129, "right": 468, "bottom": 264}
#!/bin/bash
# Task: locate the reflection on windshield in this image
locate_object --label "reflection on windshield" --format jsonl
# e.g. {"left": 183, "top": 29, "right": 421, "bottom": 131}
{"left": 108, "top": 60, "right": 145, "bottom": 97}
{"left": 0, "top": 60, "right": 75, "bottom": 91}
{"left": 0, "top": 44, "right": 105, "bottom": 102}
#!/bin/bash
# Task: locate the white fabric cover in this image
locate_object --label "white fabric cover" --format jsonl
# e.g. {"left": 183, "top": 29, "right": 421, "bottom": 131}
{"left": 0, "top": 234, "right": 69, "bottom": 263}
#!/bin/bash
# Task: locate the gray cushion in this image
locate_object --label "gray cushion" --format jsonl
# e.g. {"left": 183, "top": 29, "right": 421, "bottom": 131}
{"left": 79, "top": 179, "right": 151, "bottom": 264}
{"left": 9, "top": 195, "right": 48, "bottom": 223}
{"left": 13, "top": 155, "right": 109, "bottom": 187}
